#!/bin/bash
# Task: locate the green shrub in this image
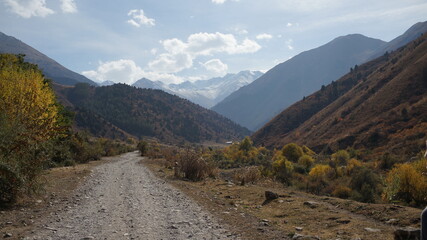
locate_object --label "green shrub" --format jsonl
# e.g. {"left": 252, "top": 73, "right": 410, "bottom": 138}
{"left": 282, "top": 143, "right": 304, "bottom": 163}
{"left": 331, "top": 150, "right": 350, "bottom": 166}
{"left": 272, "top": 153, "right": 294, "bottom": 184}
{"left": 0, "top": 162, "right": 22, "bottom": 205}
{"left": 137, "top": 140, "right": 148, "bottom": 156}
{"left": 298, "top": 155, "right": 315, "bottom": 171}
{"left": 350, "top": 167, "right": 380, "bottom": 203}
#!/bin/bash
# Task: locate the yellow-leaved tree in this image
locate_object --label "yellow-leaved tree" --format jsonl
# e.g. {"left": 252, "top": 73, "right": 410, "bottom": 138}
{"left": 0, "top": 54, "right": 60, "bottom": 204}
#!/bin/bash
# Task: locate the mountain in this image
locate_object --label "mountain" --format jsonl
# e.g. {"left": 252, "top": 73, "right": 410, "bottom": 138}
{"left": 370, "top": 21, "right": 427, "bottom": 59}
{"left": 132, "top": 71, "right": 263, "bottom": 108}
{"left": 212, "top": 34, "right": 386, "bottom": 131}
{"left": 212, "top": 22, "right": 427, "bottom": 131}
{"left": 0, "top": 32, "right": 97, "bottom": 86}
{"left": 253, "top": 34, "right": 427, "bottom": 156}
{"left": 99, "top": 80, "right": 115, "bottom": 86}
{"left": 55, "top": 83, "right": 250, "bottom": 144}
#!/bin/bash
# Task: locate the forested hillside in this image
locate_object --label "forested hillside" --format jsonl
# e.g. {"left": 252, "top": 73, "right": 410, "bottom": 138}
{"left": 57, "top": 83, "right": 250, "bottom": 144}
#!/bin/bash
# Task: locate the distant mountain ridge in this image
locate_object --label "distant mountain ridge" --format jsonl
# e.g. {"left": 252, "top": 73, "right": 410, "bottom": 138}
{"left": 212, "top": 21, "right": 427, "bottom": 131}
{"left": 132, "top": 71, "right": 263, "bottom": 108}
{"left": 212, "top": 34, "right": 386, "bottom": 130}
{"left": 253, "top": 33, "right": 427, "bottom": 156}
{"left": 0, "top": 32, "right": 97, "bottom": 86}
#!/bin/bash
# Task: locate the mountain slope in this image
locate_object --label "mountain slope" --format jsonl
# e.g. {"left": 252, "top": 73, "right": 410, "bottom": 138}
{"left": 253, "top": 34, "right": 427, "bottom": 156}
{"left": 370, "top": 21, "right": 427, "bottom": 59}
{"left": 132, "top": 71, "right": 262, "bottom": 108}
{"left": 212, "top": 34, "right": 386, "bottom": 131}
{"left": 0, "top": 32, "right": 96, "bottom": 86}
{"left": 57, "top": 83, "right": 250, "bottom": 143}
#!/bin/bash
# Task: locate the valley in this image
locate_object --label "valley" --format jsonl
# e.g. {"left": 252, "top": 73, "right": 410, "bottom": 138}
{"left": 1, "top": 3, "right": 427, "bottom": 239}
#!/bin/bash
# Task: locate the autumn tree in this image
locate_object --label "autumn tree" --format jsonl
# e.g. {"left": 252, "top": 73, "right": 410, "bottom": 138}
{"left": 282, "top": 143, "right": 304, "bottom": 163}
{"left": 0, "top": 54, "right": 60, "bottom": 203}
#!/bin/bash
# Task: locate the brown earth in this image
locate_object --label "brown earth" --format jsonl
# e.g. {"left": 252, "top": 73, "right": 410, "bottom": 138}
{"left": 0, "top": 160, "right": 102, "bottom": 239}
{"left": 0, "top": 155, "right": 422, "bottom": 240}
{"left": 142, "top": 158, "right": 423, "bottom": 240}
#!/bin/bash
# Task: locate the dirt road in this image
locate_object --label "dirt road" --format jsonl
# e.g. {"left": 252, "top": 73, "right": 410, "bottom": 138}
{"left": 27, "top": 152, "right": 238, "bottom": 240}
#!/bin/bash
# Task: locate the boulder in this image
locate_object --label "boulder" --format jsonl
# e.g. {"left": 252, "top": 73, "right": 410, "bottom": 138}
{"left": 265, "top": 191, "right": 279, "bottom": 200}
{"left": 394, "top": 227, "right": 420, "bottom": 240}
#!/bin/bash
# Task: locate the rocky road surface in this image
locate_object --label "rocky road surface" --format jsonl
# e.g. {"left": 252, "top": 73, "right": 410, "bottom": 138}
{"left": 27, "top": 152, "right": 238, "bottom": 240}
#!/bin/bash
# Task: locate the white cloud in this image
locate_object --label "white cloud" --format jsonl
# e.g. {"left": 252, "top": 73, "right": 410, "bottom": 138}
{"left": 3, "top": 0, "right": 54, "bottom": 18}
{"left": 256, "top": 33, "right": 273, "bottom": 40}
{"left": 149, "top": 32, "right": 261, "bottom": 73}
{"left": 60, "top": 0, "right": 77, "bottom": 13}
{"left": 201, "top": 59, "right": 228, "bottom": 74}
{"left": 150, "top": 48, "right": 158, "bottom": 55}
{"left": 212, "top": 0, "right": 226, "bottom": 4}
{"left": 148, "top": 53, "right": 193, "bottom": 73}
{"left": 277, "top": 0, "right": 343, "bottom": 12}
{"left": 211, "top": 0, "right": 240, "bottom": 4}
{"left": 285, "top": 39, "right": 294, "bottom": 50}
{"left": 82, "top": 59, "right": 183, "bottom": 85}
{"left": 127, "top": 9, "right": 155, "bottom": 27}
{"left": 287, "top": 22, "right": 293, "bottom": 27}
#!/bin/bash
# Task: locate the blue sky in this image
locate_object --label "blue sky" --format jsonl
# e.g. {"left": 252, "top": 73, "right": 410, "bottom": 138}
{"left": 1, "top": 0, "right": 426, "bottom": 84}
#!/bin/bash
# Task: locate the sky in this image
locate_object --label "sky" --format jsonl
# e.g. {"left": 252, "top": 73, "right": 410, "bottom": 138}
{"left": 0, "top": 0, "right": 426, "bottom": 85}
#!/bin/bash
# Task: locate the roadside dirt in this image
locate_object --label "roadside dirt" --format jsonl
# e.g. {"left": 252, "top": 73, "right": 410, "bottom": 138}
{"left": 0, "top": 159, "right": 101, "bottom": 239}
{"left": 1, "top": 152, "right": 422, "bottom": 240}
{"left": 142, "top": 158, "right": 423, "bottom": 240}
{"left": 13, "top": 152, "right": 237, "bottom": 240}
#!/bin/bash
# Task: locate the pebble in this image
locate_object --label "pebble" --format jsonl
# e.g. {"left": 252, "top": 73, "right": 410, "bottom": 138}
{"left": 295, "top": 227, "right": 303, "bottom": 231}
{"left": 364, "top": 227, "right": 381, "bottom": 233}
{"left": 303, "top": 201, "right": 319, "bottom": 208}
{"left": 81, "top": 236, "right": 94, "bottom": 240}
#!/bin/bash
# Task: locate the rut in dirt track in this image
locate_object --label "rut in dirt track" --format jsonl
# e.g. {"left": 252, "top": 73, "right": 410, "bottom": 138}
{"left": 27, "top": 152, "right": 238, "bottom": 240}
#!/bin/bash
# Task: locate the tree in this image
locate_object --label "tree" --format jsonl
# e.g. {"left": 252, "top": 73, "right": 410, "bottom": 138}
{"left": 383, "top": 161, "right": 427, "bottom": 206}
{"left": 282, "top": 143, "right": 304, "bottom": 163}
{"left": 0, "top": 54, "right": 60, "bottom": 204}
{"left": 0, "top": 54, "right": 59, "bottom": 147}
{"left": 272, "top": 152, "right": 293, "bottom": 185}
{"left": 331, "top": 150, "right": 350, "bottom": 166}
{"left": 239, "top": 136, "right": 253, "bottom": 152}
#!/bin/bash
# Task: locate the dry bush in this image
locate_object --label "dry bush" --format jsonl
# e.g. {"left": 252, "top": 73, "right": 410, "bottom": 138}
{"left": 174, "top": 149, "right": 218, "bottom": 181}
{"left": 233, "top": 166, "right": 262, "bottom": 185}
{"left": 332, "top": 185, "right": 352, "bottom": 199}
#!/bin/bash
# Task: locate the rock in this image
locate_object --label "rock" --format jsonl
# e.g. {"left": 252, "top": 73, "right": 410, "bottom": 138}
{"left": 292, "top": 233, "right": 320, "bottom": 240}
{"left": 394, "top": 227, "right": 420, "bottom": 240}
{"left": 3, "top": 233, "right": 12, "bottom": 238}
{"left": 295, "top": 227, "right": 303, "bottom": 231}
{"left": 303, "top": 201, "right": 319, "bottom": 208}
{"left": 261, "top": 219, "right": 269, "bottom": 223}
{"left": 81, "top": 237, "right": 94, "bottom": 240}
{"left": 386, "top": 218, "right": 399, "bottom": 225}
{"left": 364, "top": 227, "right": 381, "bottom": 233}
{"left": 5, "top": 221, "right": 12, "bottom": 225}
{"left": 336, "top": 219, "right": 351, "bottom": 224}
{"left": 265, "top": 191, "right": 279, "bottom": 200}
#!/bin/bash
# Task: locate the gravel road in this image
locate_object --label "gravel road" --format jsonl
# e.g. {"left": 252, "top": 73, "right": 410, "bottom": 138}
{"left": 27, "top": 152, "right": 238, "bottom": 240}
